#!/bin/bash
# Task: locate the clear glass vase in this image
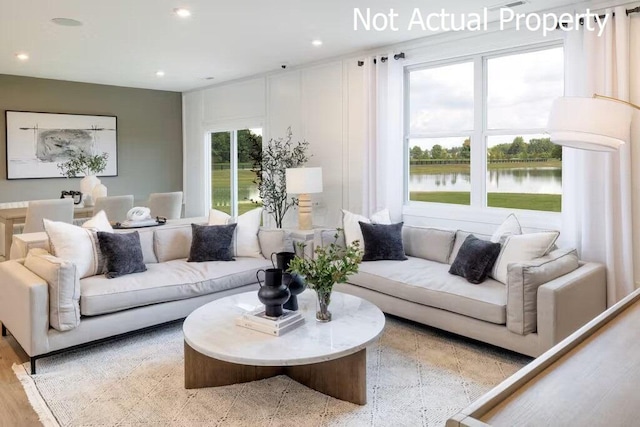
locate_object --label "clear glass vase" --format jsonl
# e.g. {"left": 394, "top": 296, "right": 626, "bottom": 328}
{"left": 315, "top": 290, "right": 332, "bottom": 322}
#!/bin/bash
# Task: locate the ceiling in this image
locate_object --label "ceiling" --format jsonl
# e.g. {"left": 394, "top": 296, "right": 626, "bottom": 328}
{"left": 1, "top": 0, "right": 590, "bottom": 92}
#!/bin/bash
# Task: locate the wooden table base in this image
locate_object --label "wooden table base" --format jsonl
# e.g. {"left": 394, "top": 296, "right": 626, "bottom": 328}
{"left": 184, "top": 341, "right": 367, "bottom": 405}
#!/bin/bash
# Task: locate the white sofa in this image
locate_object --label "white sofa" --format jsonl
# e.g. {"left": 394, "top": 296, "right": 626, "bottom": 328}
{"left": 0, "top": 220, "right": 292, "bottom": 373}
{"left": 316, "top": 226, "right": 607, "bottom": 357}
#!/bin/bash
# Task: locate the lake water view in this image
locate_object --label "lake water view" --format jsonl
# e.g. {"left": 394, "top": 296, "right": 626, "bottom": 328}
{"left": 410, "top": 166, "right": 562, "bottom": 194}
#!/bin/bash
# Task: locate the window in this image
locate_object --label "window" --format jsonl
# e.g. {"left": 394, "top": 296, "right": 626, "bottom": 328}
{"left": 406, "top": 45, "right": 564, "bottom": 212}
{"left": 210, "top": 128, "right": 262, "bottom": 216}
{"left": 408, "top": 62, "right": 473, "bottom": 205}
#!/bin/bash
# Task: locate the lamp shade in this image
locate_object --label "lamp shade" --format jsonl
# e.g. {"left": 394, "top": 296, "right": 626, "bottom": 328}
{"left": 285, "top": 167, "right": 323, "bottom": 194}
{"left": 547, "top": 97, "right": 633, "bottom": 152}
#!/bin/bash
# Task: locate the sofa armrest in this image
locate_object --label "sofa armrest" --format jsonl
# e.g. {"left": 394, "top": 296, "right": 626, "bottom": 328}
{"left": 0, "top": 260, "right": 50, "bottom": 356}
{"left": 537, "top": 262, "right": 606, "bottom": 352}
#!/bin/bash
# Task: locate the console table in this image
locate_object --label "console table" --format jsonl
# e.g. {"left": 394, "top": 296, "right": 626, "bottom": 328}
{"left": 447, "top": 287, "right": 640, "bottom": 426}
{"left": 0, "top": 206, "right": 93, "bottom": 257}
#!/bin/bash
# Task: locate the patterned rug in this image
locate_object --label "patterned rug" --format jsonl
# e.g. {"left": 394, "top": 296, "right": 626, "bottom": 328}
{"left": 15, "top": 317, "right": 530, "bottom": 426}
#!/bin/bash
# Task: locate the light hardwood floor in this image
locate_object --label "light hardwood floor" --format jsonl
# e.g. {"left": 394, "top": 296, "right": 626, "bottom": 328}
{"left": 0, "top": 323, "right": 42, "bottom": 426}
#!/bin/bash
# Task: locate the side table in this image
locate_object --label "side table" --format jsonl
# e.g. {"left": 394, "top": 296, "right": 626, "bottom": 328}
{"left": 289, "top": 229, "right": 315, "bottom": 259}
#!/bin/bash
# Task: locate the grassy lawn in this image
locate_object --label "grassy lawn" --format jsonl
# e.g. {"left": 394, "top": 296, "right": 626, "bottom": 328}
{"left": 212, "top": 168, "right": 261, "bottom": 215}
{"left": 410, "top": 191, "right": 561, "bottom": 212}
{"left": 409, "top": 159, "right": 561, "bottom": 174}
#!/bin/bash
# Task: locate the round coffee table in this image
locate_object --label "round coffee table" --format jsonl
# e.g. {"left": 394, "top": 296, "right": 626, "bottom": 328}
{"left": 183, "top": 289, "right": 385, "bottom": 405}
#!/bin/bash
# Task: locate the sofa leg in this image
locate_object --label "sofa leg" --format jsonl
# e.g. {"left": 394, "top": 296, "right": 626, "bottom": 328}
{"left": 30, "top": 358, "right": 36, "bottom": 375}
{"left": 1, "top": 323, "right": 6, "bottom": 337}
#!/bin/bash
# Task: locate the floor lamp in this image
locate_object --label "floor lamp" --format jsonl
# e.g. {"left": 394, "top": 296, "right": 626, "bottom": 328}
{"left": 285, "top": 167, "right": 323, "bottom": 230}
{"left": 547, "top": 94, "right": 638, "bottom": 151}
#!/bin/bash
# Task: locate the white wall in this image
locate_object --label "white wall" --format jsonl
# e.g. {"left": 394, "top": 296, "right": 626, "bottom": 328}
{"left": 183, "top": 25, "right": 563, "bottom": 233}
{"left": 183, "top": 62, "right": 365, "bottom": 227}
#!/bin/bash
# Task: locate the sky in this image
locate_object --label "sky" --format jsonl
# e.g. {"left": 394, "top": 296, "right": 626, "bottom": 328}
{"left": 409, "top": 46, "right": 564, "bottom": 149}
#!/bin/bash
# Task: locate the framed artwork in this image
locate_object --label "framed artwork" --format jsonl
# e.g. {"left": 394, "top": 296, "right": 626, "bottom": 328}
{"left": 5, "top": 111, "right": 118, "bottom": 179}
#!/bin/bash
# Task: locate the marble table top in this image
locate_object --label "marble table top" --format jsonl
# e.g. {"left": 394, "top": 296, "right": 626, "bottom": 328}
{"left": 183, "top": 289, "right": 385, "bottom": 366}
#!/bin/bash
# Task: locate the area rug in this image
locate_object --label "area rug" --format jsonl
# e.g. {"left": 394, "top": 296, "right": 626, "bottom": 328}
{"left": 14, "top": 317, "right": 530, "bottom": 426}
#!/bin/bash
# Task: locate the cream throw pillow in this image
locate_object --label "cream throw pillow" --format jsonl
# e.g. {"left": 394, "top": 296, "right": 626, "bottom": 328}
{"left": 491, "top": 214, "right": 522, "bottom": 243}
{"left": 342, "top": 209, "right": 391, "bottom": 249}
{"left": 24, "top": 248, "right": 81, "bottom": 331}
{"left": 44, "top": 213, "right": 114, "bottom": 278}
{"left": 208, "top": 207, "right": 263, "bottom": 258}
{"left": 491, "top": 231, "right": 560, "bottom": 285}
{"left": 82, "top": 210, "right": 113, "bottom": 233}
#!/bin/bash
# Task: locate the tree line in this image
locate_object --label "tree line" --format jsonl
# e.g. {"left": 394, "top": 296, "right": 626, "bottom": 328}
{"left": 410, "top": 137, "right": 562, "bottom": 161}
{"left": 211, "top": 129, "right": 262, "bottom": 165}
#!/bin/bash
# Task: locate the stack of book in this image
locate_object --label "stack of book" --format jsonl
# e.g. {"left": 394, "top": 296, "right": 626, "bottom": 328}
{"left": 236, "top": 308, "right": 304, "bottom": 336}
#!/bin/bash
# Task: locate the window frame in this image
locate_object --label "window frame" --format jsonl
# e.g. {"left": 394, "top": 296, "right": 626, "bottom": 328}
{"left": 404, "top": 40, "right": 564, "bottom": 213}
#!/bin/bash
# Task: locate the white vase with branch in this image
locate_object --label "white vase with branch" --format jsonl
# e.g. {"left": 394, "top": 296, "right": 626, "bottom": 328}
{"left": 57, "top": 152, "right": 109, "bottom": 207}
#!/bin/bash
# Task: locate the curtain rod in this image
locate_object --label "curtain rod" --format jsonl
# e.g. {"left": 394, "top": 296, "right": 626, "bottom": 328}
{"left": 557, "top": 5, "right": 639, "bottom": 28}
{"left": 357, "top": 52, "right": 405, "bottom": 66}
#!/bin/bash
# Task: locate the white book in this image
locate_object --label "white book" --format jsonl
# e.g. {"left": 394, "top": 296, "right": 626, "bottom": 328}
{"left": 235, "top": 316, "right": 304, "bottom": 336}
{"left": 242, "top": 308, "right": 303, "bottom": 328}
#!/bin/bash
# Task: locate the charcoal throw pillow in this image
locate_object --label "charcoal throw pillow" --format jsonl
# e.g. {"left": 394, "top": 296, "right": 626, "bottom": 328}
{"left": 449, "top": 234, "right": 501, "bottom": 284}
{"left": 359, "top": 221, "right": 408, "bottom": 261}
{"left": 97, "top": 231, "right": 147, "bottom": 279}
{"left": 188, "top": 223, "right": 237, "bottom": 262}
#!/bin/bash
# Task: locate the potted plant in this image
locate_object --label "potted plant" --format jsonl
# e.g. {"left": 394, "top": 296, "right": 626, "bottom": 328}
{"left": 57, "top": 152, "right": 109, "bottom": 206}
{"left": 250, "top": 127, "right": 309, "bottom": 228}
{"left": 288, "top": 231, "right": 363, "bottom": 322}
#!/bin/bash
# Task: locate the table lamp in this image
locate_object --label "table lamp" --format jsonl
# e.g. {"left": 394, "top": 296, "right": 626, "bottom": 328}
{"left": 547, "top": 94, "right": 637, "bottom": 152}
{"left": 285, "top": 167, "right": 323, "bottom": 230}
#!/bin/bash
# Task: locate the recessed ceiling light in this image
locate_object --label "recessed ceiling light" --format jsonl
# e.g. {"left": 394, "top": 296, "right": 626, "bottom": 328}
{"left": 156, "top": 70, "right": 165, "bottom": 77}
{"left": 204, "top": 77, "right": 215, "bottom": 80}
{"left": 15, "top": 53, "right": 29, "bottom": 61}
{"left": 174, "top": 8, "right": 191, "bottom": 18}
{"left": 311, "top": 39, "right": 323, "bottom": 47}
{"left": 51, "top": 18, "right": 83, "bottom": 27}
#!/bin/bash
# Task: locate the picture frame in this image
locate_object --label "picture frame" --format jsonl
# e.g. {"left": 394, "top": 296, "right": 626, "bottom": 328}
{"left": 5, "top": 110, "right": 118, "bottom": 179}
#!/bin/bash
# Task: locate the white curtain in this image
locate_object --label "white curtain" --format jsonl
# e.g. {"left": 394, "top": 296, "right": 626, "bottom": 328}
{"left": 362, "top": 54, "right": 404, "bottom": 220}
{"left": 562, "top": 7, "right": 640, "bottom": 306}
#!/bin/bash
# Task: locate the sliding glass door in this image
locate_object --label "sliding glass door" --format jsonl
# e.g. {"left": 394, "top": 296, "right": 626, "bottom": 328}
{"left": 210, "top": 128, "right": 262, "bottom": 216}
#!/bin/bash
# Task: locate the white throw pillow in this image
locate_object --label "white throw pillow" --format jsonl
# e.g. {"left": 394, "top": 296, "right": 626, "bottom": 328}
{"left": 82, "top": 210, "right": 114, "bottom": 233}
{"left": 491, "top": 214, "right": 522, "bottom": 243}
{"left": 208, "top": 207, "right": 263, "bottom": 258}
{"left": 44, "top": 219, "right": 100, "bottom": 279}
{"left": 491, "top": 231, "right": 560, "bottom": 285}
{"left": 44, "top": 213, "right": 114, "bottom": 278}
{"left": 342, "top": 209, "right": 392, "bottom": 249}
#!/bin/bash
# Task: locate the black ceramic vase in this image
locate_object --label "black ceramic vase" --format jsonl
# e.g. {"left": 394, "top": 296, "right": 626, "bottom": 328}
{"left": 271, "top": 251, "right": 306, "bottom": 311}
{"left": 256, "top": 268, "right": 290, "bottom": 318}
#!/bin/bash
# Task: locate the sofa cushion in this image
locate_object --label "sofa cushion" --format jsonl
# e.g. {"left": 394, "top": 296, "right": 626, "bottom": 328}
{"left": 360, "top": 222, "right": 407, "bottom": 261}
{"left": 188, "top": 223, "right": 236, "bottom": 262}
{"left": 402, "top": 225, "right": 455, "bottom": 264}
{"left": 349, "top": 256, "right": 506, "bottom": 324}
{"left": 80, "top": 257, "right": 271, "bottom": 316}
{"left": 97, "top": 231, "right": 147, "bottom": 279}
{"left": 24, "top": 248, "right": 80, "bottom": 331}
{"left": 154, "top": 225, "right": 192, "bottom": 262}
{"left": 492, "top": 231, "right": 560, "bottom": 284}
{"left": 134, "top": 228, "right": 158, "bottom": 264}
{"left": 449, "top": 235, "right": 501, "bottom": 284}
{"left": 507, "top": 248, "right": 580, "bottom": 335}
